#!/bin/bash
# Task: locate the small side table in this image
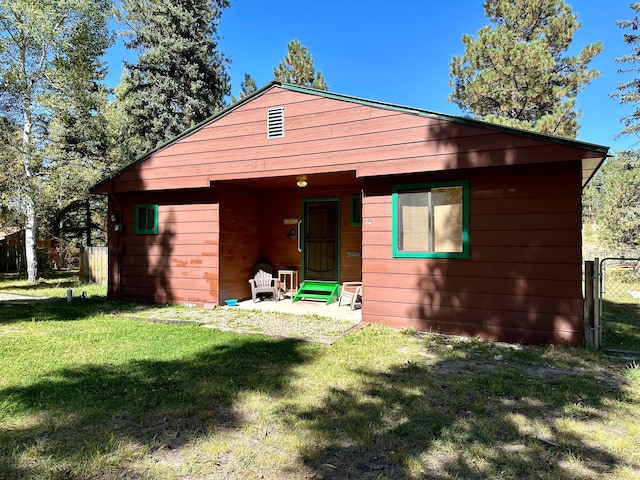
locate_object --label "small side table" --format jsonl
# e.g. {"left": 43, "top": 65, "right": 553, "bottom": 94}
{"left": 278, "top": 269, "right": 299, "bottom": 298}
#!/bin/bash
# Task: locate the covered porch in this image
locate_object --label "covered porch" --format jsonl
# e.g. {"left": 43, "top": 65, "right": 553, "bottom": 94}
{"left": 216, "top": 171, "right": 364, "bottom": 306}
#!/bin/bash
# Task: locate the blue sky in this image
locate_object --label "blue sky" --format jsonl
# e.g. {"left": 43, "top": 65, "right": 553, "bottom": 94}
{"left": 106, "top": 1, "right": 639, "bottom": 154}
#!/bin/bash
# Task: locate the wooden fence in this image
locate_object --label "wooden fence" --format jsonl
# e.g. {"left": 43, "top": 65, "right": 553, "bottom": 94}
{"left": 0, "top": 244, "right": 25, "bottom": 273}
{"left": 79, "top": 246, "right": 108, "bottom": 284}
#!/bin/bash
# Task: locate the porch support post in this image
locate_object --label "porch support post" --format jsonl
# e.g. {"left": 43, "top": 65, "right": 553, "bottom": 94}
{"left": 584, "top": 260, "right": 595, "bottom": 348}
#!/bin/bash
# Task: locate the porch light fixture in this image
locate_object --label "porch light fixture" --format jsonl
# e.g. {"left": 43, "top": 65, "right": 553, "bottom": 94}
{"left": 110, "top": 213, "right": 121, "bottom": 232}
{"left": 296, "top": 175, "right": 308, "bottom": 188}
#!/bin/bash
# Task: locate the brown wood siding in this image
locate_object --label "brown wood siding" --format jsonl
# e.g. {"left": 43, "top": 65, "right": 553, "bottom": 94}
{"left": 96, "top": 85, "right": 607, "bottom": 344}
{"left": 218, "top": 185, "right": 261, "bottom": 302}
{"left": 256, "top": 184, "right": 363, "bottom": 286}
{"left": 100, "top": 86, "right": 602, "bottom": 194}
{"left": 108, "top": 183, "right": 364, "bottom": 306}
{"left": 361, "top": 162, "right": 585, "bottom": 345}
{"left": 107, "top": 189, "right": 219, "bottom": 305}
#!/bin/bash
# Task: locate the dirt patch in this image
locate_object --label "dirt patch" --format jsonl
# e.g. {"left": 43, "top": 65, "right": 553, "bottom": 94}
{"left": 0, "top": 291, "right": 57, "bottom": 303}
{"left": 118, "top": 306, "right": 365, "bottom": 344}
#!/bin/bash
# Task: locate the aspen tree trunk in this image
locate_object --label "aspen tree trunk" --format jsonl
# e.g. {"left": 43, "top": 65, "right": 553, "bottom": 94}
{"left": 22, "top": 97, "right": 38, "bottom": 284}
{"left": 24, "top": 197, "right": 38, "bottom": 283}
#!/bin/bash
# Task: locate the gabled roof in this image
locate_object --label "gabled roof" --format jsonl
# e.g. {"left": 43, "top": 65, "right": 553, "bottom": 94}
{"left": 0, "top": 228, "right": 21, "bottom": 240}
{"left": 281, "top": 83, "right": 609, "bottom": 153}
{"left": 91, "top": 81, "right": 609, "bottom": 192}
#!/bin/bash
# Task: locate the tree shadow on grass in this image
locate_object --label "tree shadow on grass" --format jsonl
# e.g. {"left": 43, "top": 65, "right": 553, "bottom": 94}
{"left": 290, "top": 339, "right": 634, "bottom": 479}
{"left": 602, "top": 299, "right": 640, "bottom": 352}
{"left": 0, "top": 296, "right": 169, "bottom": 325}
{"left": 0, "top": 270, "right": 79, "bottom": 290}
{"left": 0, "top": 336, "right": 314, "bottom": 479}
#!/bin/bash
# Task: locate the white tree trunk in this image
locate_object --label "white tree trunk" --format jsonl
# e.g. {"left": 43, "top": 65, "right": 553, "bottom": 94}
{"left": 24, "top": 196, "right": 38, "bottom": 283}
{"left": 22, "top": 94, "right": 38, "bottom": 284}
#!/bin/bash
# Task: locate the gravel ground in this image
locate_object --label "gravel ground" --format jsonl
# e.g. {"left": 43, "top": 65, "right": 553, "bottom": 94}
{"left": 0, "top": 292, "right": 57, "bottom": 302}
{"left": 0, "top": 292, "right": 364, "bottom": 344}
{"left": 121, "top": 303, "right": 364, "bottom": 344}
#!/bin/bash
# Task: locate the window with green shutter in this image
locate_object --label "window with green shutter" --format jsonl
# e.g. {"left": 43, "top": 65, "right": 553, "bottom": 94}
{"left": 135, "top": 204, "right": 158, "bottom": 235}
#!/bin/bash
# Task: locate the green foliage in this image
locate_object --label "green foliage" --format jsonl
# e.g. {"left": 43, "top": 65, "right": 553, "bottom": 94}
{"left": 612, "top": 3, "right": 640, "bottom": 137}
{"left": 117, "top": 0, "right": 231, "bottom": 159}
{"left": 231, "top": 73, "right": 257, "bottom": 103}
{"left": 582, "top": 166, "right": 604, "bottom": 223}
{"left": 41, "top": 0, "right": 114, "bottom": 248}
{"left": 0, "top": 0, "right": 114, "bottom": 281}
{"left": 449, "top": 0, "right": 601, "bottom": 138}
{"left": 597, "top": 150, "right": 640, "bottom": 249}
{"left": 274, "top": 39, "right": 328, "bottom": 90}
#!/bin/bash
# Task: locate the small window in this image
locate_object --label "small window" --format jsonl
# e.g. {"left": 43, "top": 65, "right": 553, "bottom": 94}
{"left": 392, "top": 181, "right": 469, "bottom": 259}
{"left": 135, "top": 204, "right": 158, "bottom": 235}
{"left": 267, "top": 106, "right": 285, "bottom": 139}
{"left": 350, "top": 194, "right": 362, "bottom": 226}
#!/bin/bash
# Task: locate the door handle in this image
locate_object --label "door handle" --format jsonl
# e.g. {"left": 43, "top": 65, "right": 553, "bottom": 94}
{"left": 297, "top": 220, "right": 302, "bottom": 253}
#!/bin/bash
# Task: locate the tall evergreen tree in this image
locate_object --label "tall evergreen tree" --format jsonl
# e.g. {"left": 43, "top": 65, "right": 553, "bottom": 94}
{"left": 449, "top": 0, "right": 601, "bottom": 138}
{"left": 274, "top": 39, "right": 328, "bottom": 91}
{"left": 231, "top": 73, "right": 257, "bottom": 103}
{"left": 612, "top": 3, "right": 640, "bottom": 138}
{"left": 0, "top": 0, "right": 113, "bottom": 282}
{"left": 118, "top": 0, "right": 231, "bottom": 158}
{"left": 596, "top": 151, "right": 640, "bottom": 249}
{"left": 595, "top": 4, "right": 640, "bottom": 253}
{"left": 43, "top": 1, "right": 113, "bottom": 250}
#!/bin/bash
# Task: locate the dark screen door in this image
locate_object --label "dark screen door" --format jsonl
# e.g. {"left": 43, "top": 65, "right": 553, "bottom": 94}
{"left": 303, "top": 200, "right": 339, "bottom": 281}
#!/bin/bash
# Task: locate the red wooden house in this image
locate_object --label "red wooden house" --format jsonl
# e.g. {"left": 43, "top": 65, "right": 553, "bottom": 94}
{"left": 91, "top": 82, "right": 608, "bottom": 345}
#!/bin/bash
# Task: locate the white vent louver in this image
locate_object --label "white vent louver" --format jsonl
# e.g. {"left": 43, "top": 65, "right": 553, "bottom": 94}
{"left": 267, "top": 106, "right": 285, "bottom": 139}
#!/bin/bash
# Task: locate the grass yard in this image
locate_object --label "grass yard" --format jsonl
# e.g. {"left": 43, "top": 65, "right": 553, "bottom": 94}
{"left": 1, "top": 274, "right": 640, "bottom": 479}
{"left": 600, "top": 264, "right": 640, "bottom": 352}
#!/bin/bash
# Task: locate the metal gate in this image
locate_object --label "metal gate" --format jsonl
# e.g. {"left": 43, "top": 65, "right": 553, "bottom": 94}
{"left": 594, "top": 257, "right": 640, "bottom": 353}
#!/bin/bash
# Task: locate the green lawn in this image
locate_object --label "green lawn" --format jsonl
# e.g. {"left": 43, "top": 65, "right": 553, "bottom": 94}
{"left": 1, "top": 274, "right": 640, "bottom": 479}
{"left": 600, "top": 265, "right": 640, "bottom": 352}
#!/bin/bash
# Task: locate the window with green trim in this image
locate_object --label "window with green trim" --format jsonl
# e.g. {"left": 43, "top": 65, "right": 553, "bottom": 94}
{"left": 350, "top": 194, "right": 362, "bottom": 226}
{"left": 392, "top": 181, "right": 469, "bottom": 258}
{"left": 135, "top": 204, "right": 158, "bottom": 234}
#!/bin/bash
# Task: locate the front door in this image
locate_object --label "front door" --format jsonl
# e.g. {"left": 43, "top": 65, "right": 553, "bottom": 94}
{"left": 303, "top": 199, "right": 340, "bottom": 282}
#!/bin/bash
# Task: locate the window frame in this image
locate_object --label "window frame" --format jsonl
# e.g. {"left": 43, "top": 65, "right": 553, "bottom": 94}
{"left": 134, "top": 204, "right": 159, "bottom": 235}
{"left": 392, "top": 180, "right": 469, "bottom": 259}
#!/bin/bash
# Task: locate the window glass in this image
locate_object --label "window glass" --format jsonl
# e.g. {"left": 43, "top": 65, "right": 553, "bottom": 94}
{"left": 397, "top": 191, "right": 429, "bottom": 251}
{"left": 135, "top": 204, "right": 158, "bottom": 234}
{"left": 432, "top": 187, "right": 463, "bottom": 253}
{"left": 393, "top": 182, "right": 468, "bottom": 258}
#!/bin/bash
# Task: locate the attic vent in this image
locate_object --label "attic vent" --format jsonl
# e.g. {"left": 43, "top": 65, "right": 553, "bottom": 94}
{"left": 267, "top": 106, "right": 285, "bottom": 139}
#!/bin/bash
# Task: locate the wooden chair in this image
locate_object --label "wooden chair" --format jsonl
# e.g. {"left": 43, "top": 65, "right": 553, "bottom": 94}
{"left": 338, "top": 282, "right": 363, "bottom": 310}
{"left": 249, "top": 269, "right": 280, "bottom": 302}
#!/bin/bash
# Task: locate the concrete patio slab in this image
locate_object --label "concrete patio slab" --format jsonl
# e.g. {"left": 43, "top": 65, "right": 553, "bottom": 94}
{"left": 229, "top": 297, "right": 362, "bottom": 323}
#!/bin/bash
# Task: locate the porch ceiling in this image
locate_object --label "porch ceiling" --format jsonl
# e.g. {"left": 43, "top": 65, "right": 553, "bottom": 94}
{"left": 214, "top": 170, "right": 363, "bottom": 190}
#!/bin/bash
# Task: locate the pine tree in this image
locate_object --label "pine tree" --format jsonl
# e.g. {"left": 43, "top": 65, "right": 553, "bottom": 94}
{"left": 597, "top": 151, "right": 640, "bottom": 249}
{"left": 43, "top": 2, "right": 113, "bottom": 250}
{"left": 274, "top": 39, "right": 328, "bottom": 91}
{"left": 449, "top": 0, "right": 601, "bottom": 138}
{"left": 612, "top": 3, "right": 640, "bottom": 138}
{"left": 0, "top": 0, "right": 112, "bottom": 282}
{"left": 231, "top": 73, "right": 257, "bottom": 103}
{"left": 118, "top": 0, "right": 231, "bottom": 158}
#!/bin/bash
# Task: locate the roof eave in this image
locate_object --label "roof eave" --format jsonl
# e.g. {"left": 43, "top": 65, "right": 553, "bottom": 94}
{"left": 90, "top": 81, "right": 284, "bottom": 194}
{"left": 278, "top": 83, "right": 610, "bottom": 155}
{"left": 91, "top": 81, "right": 610, "bottom": 193}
